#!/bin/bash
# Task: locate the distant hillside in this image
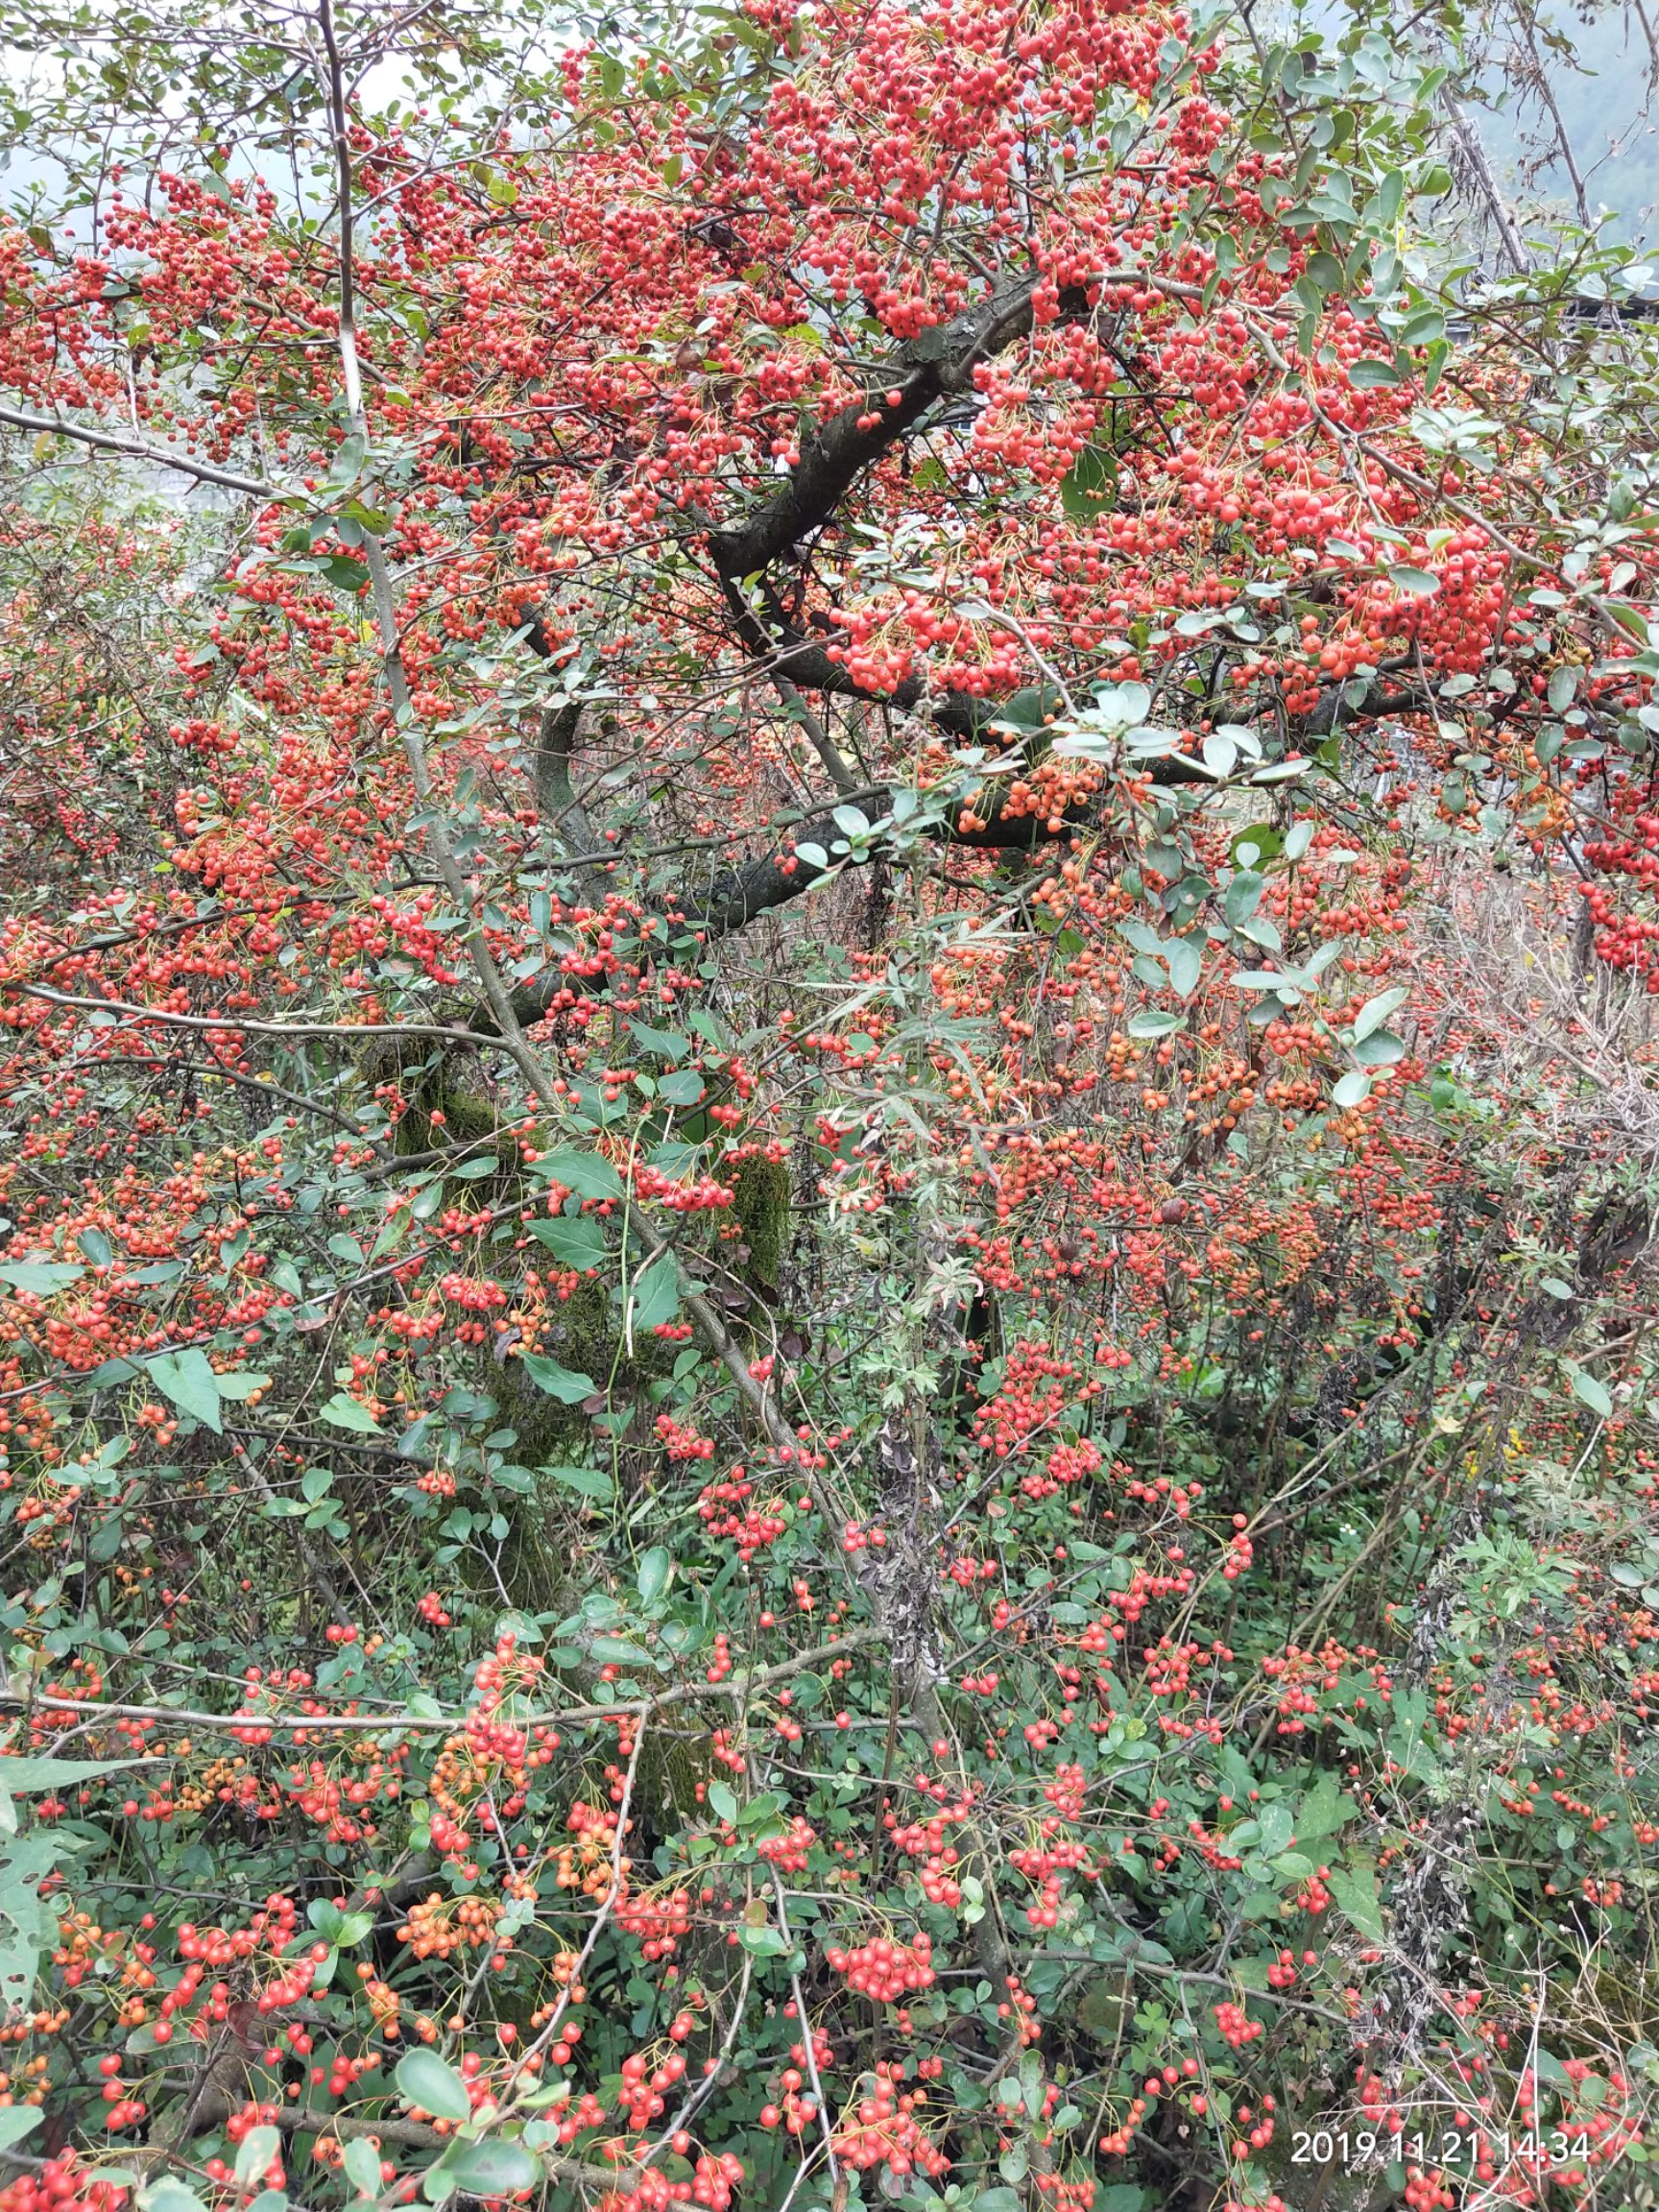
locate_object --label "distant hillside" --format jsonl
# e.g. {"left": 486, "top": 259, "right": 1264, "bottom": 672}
{"left": 1476, "top": 5, "right": 1658, "bottom": 242}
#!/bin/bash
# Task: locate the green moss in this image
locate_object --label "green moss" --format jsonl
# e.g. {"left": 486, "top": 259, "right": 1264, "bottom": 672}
{"left": 494, "top": 1262, "right": 689, "bottom": 1471}
{"left": 493, "top": 1273, "right": 613, "bottom": 1462}
{"left": 431, "top": 1079, "right": 498, "bottom": 1143}
{"left": 731, "top": 1152, "right": 791, "bottom": 1292}
{"left": 1071, "top": 1974, "right": 1129, "bottom": 2051}
{"left": 467, "top": 1470, "right": 582, "bottom": 1608}
{"left": 366, "top": 1035, "right": 518, "bottom": 1164}
{"left": 450, "top": 1469, "right": 704, "bottom": 1825}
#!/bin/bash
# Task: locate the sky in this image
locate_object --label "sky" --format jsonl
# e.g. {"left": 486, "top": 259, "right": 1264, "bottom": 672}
{"left": 1, "top": 3, "right": 1651, "bottom": 242}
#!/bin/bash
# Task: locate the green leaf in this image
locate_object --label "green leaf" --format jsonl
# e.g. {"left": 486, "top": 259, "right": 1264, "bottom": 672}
{"left": 1350, "top": 1028, "right": 1406, "bottom": 1068}
{"left": 448, "top": 1155, "right": 498, "bottom": 1181}
{"left": 0, "top": 1836, "right": 57, "bottom": 2010}
{"left": 520, "top": 1355, "right": 598, "bottom": 1404}
{"left": 147, "top": 1347, "right": 223, "bottom": 1433}
{"left": 1296, "top": 1771, "right": 1356, "bottom": 1841}
{"left": 545, "top": 1463, "right": 613, "bottom": 1501}
{"left": 1389, "top": 565, "right": 1438, "bottom": 597}
{"left": 1606, "top": 602, "right": 1650, "bottom": 643}
{"left": 1306, "top": 250, "right": 1344, "bottom": 294}
{"left": 737, "top": 1924, "right": 790, "bottom": 1956}
{"left": 440, "top": 2142, "right": 536, "bottom": 2198}
{"left": 327, "top": 430, "right": 368, "bottom": 488}
{"left": 0, "top": 1755, "right": 140, "bottom": 1793}
{"left": 528, "top": 1215, "right": 607, "bottom": 1271}
{"left": 1224, "top": 871, "right": 1264, "bottom": 926}
{"left": 342, "top": 2137, "right": 384, "bottom": 2200}
{"left": 1534, "top": 2047, "right": 1573, "bottom": 2090}
{"left": 235, "top": 2128, "right": 281, "bottom": 2190}
{"left": 143, "top": 2183, "right": 212, "bottom": 2212}
{"left": 0, "top": 1261, "right": 85, "bottom": 1296}
{"left": 637, "top": 1547, "right": 673, "bottom": 1604}
{"left": 1352, "top": 985, "right": 1407, "bottom": 1041}
{"left": 537, "top": 1148, "right": 623, "bottom": 1199}
{"left": 658, "top": 1070, "right": 706, "bottom": 1107}
{"left": 0, "top": 2107, "right": 42, "bottom": 2152}
{"left": 396, "top": 2048, "right": 472, "bottom": 2123}
{"left": 76, "top": 1228, "right": 113, "bottom": 1267}
{"left": 1163, "top": 936, "right": 1202, "bottom": 998}
{"left": 628, "top": 1021, "right": 689, "bottom": 1063}
{"left": 1328, "top": 1864, "right": 1385, "bottom": 1943}
{"left": 215, "top": 1369, "right": 271, "bottom": 1402}
{"left": 321, "top": 1392, "right": 382, "bottom": 1433}
{"left": 627, "top": 1256, "right": 680, "bottom": 1335}
{"left": 1547, "top": 664, "right": 1579, "bottom": 713}
{"left": 1060, "top": 445, "right": 1117, "bottom": 520}
{"left": 1348, "top": 358, "right": 1401, "bottom": 389}
{"left": 339, "top": 497, "right": 391, "bottom": 537}
{"left": 308, "top": 1897, "right": 373, "bottom": 1947}
{"left": 1257, "top": 1802, "right": 1293, "bottom": 1858}
{"left": 1569, "top": 1367, "right": 1613, "bottom": 1421}
{"left": 1366, "top": 170, "right": 1406, "bottom": 227}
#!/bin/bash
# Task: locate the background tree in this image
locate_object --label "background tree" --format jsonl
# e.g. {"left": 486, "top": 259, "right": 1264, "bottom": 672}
{"left": 0, "top": 5, "right": 1655, "bottom": 2212}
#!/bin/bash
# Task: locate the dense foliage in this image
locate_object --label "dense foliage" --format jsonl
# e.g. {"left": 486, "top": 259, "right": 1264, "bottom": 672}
{"left": 0, "top": 4, "right": 1656, "bottom": 2212}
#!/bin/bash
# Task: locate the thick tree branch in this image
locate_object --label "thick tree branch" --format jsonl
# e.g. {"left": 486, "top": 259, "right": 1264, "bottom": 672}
{"left": 702, "top": 274, "right": 1096, "bottom": 756}
{"left": 500, "top": 779, "right": 1097, "bottom": 1024}
{"left": 690, "top": 782, "right": 1094, "bottom": 939}
{"left": 0, "top": 399, "right": 286, "bottom": 503}
{"left": 262, "top": 2103, "right": 620, "bottom": 2190}
{"left": 735, "top": 615, "right": 1018, "bottom": 737}
{"left": 707, "top": 275, "right": 1062, "bottom": 585}
{"left": 498, "top": 663, "right": 1407, "bottom": 1027}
